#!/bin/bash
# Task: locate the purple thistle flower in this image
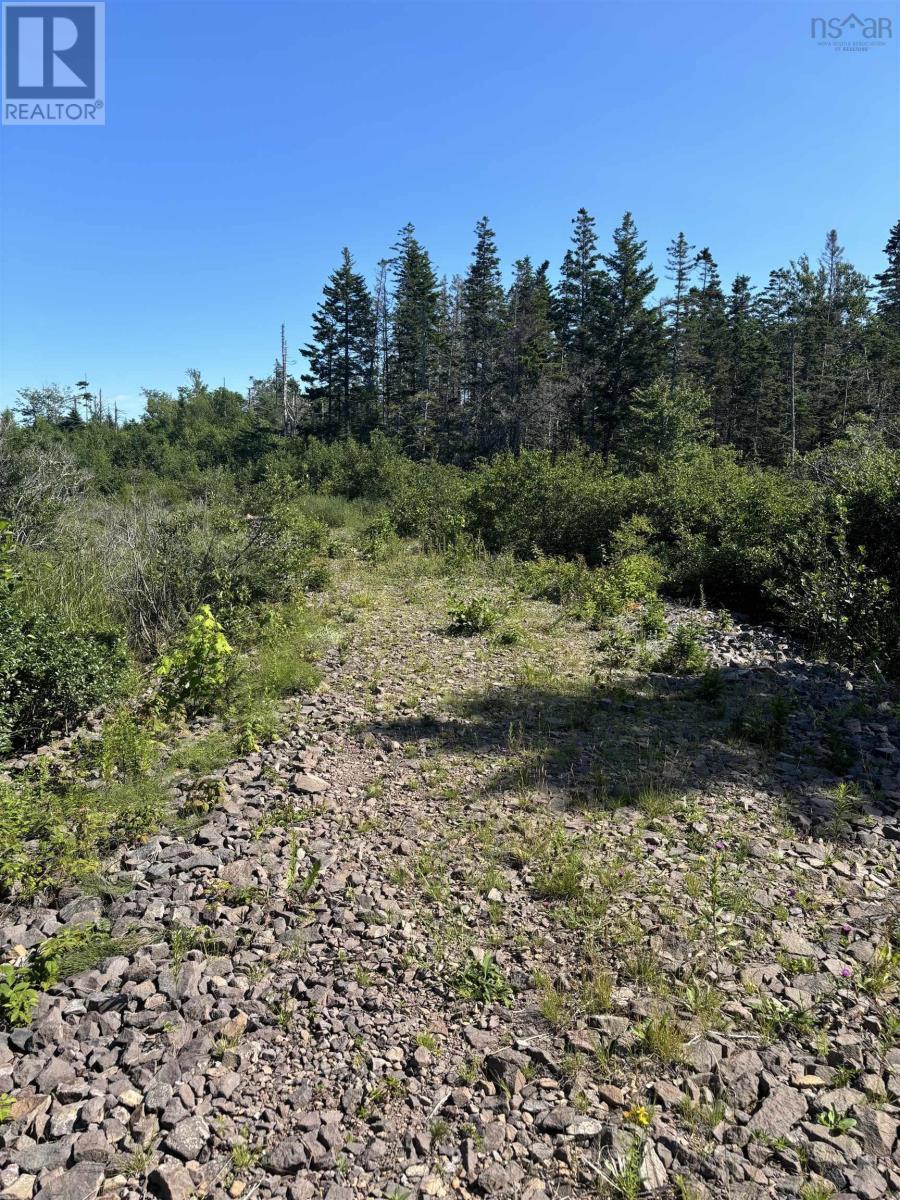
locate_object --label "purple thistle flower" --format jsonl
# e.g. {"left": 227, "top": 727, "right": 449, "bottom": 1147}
{"left": 840, "top": 966, "right": 852, "bottom": 978}
{"left": 715, "top": 840, "right": 725, "bottom": 850}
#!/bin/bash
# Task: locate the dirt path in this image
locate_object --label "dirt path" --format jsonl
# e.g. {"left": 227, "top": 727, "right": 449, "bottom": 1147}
{"left": 1, "top": 550, "right": 898, "bottom": 1200}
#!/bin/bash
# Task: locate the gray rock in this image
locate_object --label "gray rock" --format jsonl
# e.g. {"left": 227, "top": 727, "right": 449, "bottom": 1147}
{"left": 147, "top": 1164, "right": 196, "bottom": 1200}
{"left": 163, "top": 1114, "right": 210, "bottom": 1161}
{"left": 476, "top": 1164, "right": 514, "bottom": 1195}
{"left": 746, "top": 1086, "right": 807, "bottom": 1139}
{"left": 853, "top": 1108, "right": 897, "bottom": 1157}
{"left": 35, "top": 1163, "right": 104, "bottom": 1200}
{"left": 291, "top": 773, "right": 328, "bottom": 794}
{"left": 263, "top": 1136, "right": 309, "bottom": 1174}
{"left": 484, "top": 1049, "right": 530, "bottom": 1095}
{"left": 844, "top": 1162, "right": 888, "bottom": 1200}
{"left": 538, "top": 1106, "right": 579, "bottom": 1133}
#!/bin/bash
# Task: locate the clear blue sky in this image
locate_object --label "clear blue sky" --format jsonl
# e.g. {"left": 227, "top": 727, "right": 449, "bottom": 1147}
{"left": 1, "top": 0, "right": 898, "bottom": 417}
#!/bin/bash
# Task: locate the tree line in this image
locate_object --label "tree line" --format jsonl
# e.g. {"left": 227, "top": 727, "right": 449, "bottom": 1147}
{"left": 286, "top": 213, "right": 900, "bottom": 465}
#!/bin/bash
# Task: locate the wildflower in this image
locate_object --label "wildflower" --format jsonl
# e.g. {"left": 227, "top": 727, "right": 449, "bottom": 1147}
{"left": 841, "top": 924, "right": 852, "bottom": 935}
{"left": 624, "top": 1104, "right": 651, "bottom": 1128}
{"left": 840, "top": 965, "right": 852, "bottom": 979}
{"left": 715, "top": 840, "right": 725, "bottom": 850}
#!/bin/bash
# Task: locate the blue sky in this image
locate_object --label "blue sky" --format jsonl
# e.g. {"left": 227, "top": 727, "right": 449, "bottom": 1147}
{"left": 1, "top": 0, "right": 898, "bottom": 417}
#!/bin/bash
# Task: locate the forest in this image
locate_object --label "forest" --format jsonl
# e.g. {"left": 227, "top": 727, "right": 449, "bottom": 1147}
{"left": 3, "top": 211, "right": 899, "bottom": 753}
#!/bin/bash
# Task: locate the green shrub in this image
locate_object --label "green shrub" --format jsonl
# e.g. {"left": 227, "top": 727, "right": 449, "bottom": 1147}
{"left": 0, "top": 602, "right": 129, "bottom": 754}
{"left": 0, "top": 965, "right": 38, "bottom": 1028}
{"left": 0, "top": 766, "right": 169, "bottom": 898}
{"left": 156, "top": 605, "right": 234, "bottom": 716}
{"left": 448, "top": 594, "right": 503, "bottom": 635}
{"left": 357, "top": 512, "right": 399, "bottom": 562}
{"left": 654, "top": 622, "right": 709, "bottom": 674}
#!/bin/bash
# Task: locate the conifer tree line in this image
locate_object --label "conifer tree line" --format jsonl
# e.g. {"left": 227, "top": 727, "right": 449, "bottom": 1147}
{"left": 290, "top": 213, "right": 900, "bottom": 465}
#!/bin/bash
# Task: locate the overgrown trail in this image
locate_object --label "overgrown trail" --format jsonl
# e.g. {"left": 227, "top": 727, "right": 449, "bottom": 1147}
{"left": 2, "top": 551, "right": 899, "bottom": 1200}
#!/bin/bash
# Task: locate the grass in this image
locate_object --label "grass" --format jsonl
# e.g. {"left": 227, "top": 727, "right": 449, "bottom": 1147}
{"left": 168, "top": 729, "right": 234, "bottom": 773}
{"left": 633, "top": 1011, "right": 685, "bottom": 1064}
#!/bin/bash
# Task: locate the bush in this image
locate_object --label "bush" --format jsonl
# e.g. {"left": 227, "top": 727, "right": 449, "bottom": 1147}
{"left": 100, "top": 495, "right": 327, "bottom": 654}
{"left": 0, "top": 764, "right": 168, "bottom": 898}
{"left": 654, "top": 622, "right": 709, "bottom": 674}
{"left": 448, "top": 594, "right": 503, "bottom": 635}
{"left": 0, "top": 602, "right": 129, "bottom": 754}
{"left": 156, "top": 605, "right": 235, "bottom": 716}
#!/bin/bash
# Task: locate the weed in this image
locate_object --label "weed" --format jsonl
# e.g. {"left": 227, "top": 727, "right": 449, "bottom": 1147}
{"left": 799, "top": 1184, "right": 834, "bottom": 1200}
{"left": 448, "top": 594, "right": 503, "bottom": 635}
{"left": 633, "top": 1011, "right": 685, "bottom": 1064}
{"left": 859, "top": 940, "right": 899, "bottom": 997}
{"left": 597, "top": 1134, "right": 644, "bottom": 1199}
{"left": 817, "top": 1107, "right": 856, "bottom": 1134}
{"left": 169, "top": 730, "right": 234, "bottom": 774}
{"left": 0, "top": 965, "right": 39, "bottom": 1028}
{"left": 535, "top": 973, "right": 572, "bottom": 1029}
{"left": 456, "top": 953, "right": 513, "bottom": 1006}
{"left": 230, "top": 1135, "right": 261, "bottom": 1172}
{"left": 827, "top": 781, "right": 862, "bottom": 838}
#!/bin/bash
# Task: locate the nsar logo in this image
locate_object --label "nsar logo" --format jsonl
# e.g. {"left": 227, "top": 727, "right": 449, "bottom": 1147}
{"left": 810, "top": 12, "right": 893, "bottom": 50}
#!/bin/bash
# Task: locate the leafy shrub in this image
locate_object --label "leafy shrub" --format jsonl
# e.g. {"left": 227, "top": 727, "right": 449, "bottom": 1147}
{"left": 456, "top": 952, "right": 513, "bottom": 1005}
{"left": 105, "top": 496, "right": 327, "bottom": 654}
{"left": 90, "top": 710, "right": 158, "bottom": 781}
{"left": 0, "top": 965, "right": 38, "bottom": 1028}
{"left": 0, "top": 766, "right": 168, "bottom": 898}
{"left": 357, "top": 513, "right": 399, "bottom": 562}
{"left": 654, "top": 622, "right": 709, "bottom": 674}
{"left": 771, "top": 497, "right": 896, "bottom": 672}
{"left": 156, "top": 605, "right": 234, "bottom": 715}
{"left": 0, "top": 602, "right": 129, "bottom": 754}
{"left": 448, "top": 594, "right": 503, "bottom": 635}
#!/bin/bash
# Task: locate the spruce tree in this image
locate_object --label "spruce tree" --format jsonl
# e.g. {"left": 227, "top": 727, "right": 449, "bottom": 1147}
{"left": 723, "top": 274, "right": 767, "bottom": 454}
{"left": 663, "top": 232, "right": 695, "bottom": 393}
{"left": 875, "top": 220, "right": 900, "bottom": 333}
{"left": 505, "top": 258, "right": 556, "bottom": 450}
{"left": 390, "top": 224, "right": 441, "bottom": 453}
{"left": 596, "top": 212, "right": 664, "bottom": 460}
{"left": 684, "top": 248, "right": 728, "bottom": 438}
{"left": 461, "top": 217, "right": 506, "bottom": 456}
{"left": 303, "top": 248, "right": 376, "bottom": 439}
{"left": 555, "top": 208, "right": 602, "bottom": 445}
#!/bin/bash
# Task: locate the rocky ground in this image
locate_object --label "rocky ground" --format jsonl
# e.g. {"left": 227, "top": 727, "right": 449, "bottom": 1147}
{"left": 1, "top": 549, "right": 898, "bottom": 1200}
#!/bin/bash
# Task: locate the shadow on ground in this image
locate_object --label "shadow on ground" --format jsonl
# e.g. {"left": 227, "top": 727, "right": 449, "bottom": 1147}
{"left": 361, "top": 658, "right": 900, "bottom": 833}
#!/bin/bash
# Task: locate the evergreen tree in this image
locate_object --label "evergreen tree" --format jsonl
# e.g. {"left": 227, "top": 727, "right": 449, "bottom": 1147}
{"left": 504, "top": 258, "right": 556, "bottom": 451}
{"left": 390, "top": 224, "right": 440, "bottom": 453}
{"left": 875, "top": 220, "right": 900, "bottom": 333}
{"left": 722, "top": 274, "right": 767, "bottom": 454}
{"left": 434, "top": 275, "right": 465, "bottom": 461}
{"left": 303, "top": 248, "right": 376, "bottom": 439}
{"left": 596, "top": 213, "right": 664, "bottom": 459}
{"left": 461, "top": 217, "right": 506, "bottom": 456}
{"left": 870, "top": 221, "right": 900, "bottom": 439}
{"left": 684, "top": 248, "right": 728, "bottom": 437}
{"left": 624, "top": 379, "right": 711, "bottom": 472}
{"left": 555, "top": 208, "right": 602, "bottom": 445}
{"left": 663, "top": 232, "right": 695, "bottom": 393}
